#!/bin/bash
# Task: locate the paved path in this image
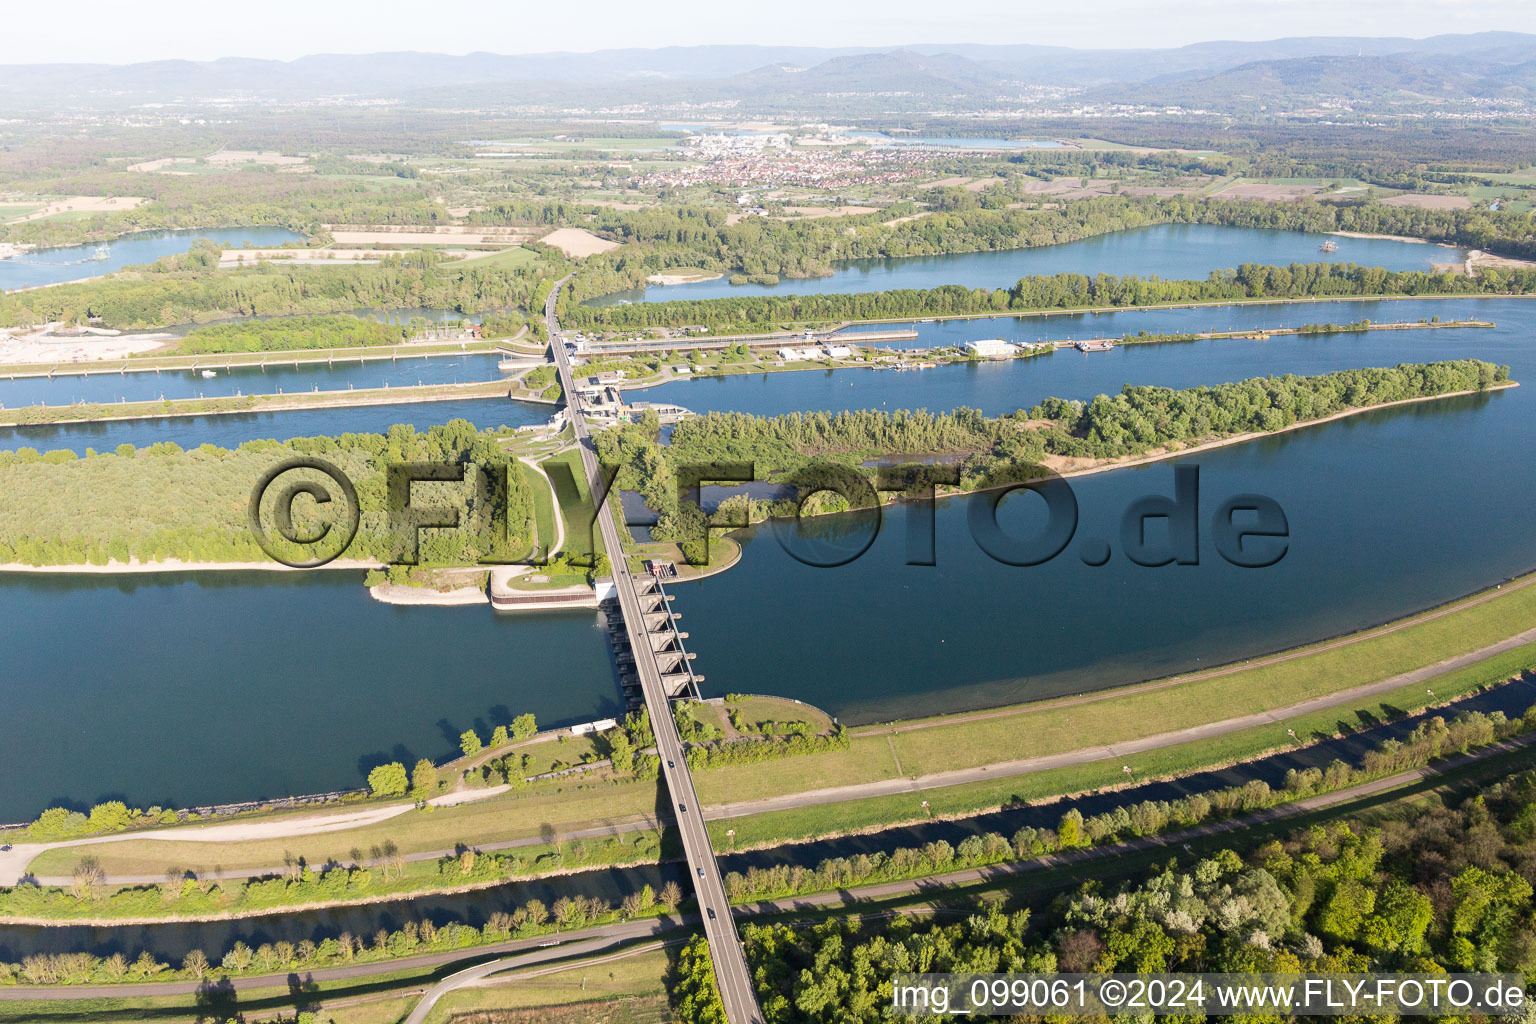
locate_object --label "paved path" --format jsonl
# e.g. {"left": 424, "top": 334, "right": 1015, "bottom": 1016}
{"left": 0, "top": 805, "right": 415, "bottom": 886}
{"left": 26, "top": 816, "right": 663, "bottom": 886}
{"left": 17, "top": 620, "right": 1536, "bottom": 887}
{"left": 403, "top": 938, "right": 669, "bottom": 1024}
{"left": 7, "top": 732, "right": 1527, "bottom": 1005}
{"left": 707, "top": 623, "right": 1536, "bottom": 821}
{"left": 549, "top": 274, "right": 764, "bottom": 1024}
{"left": 0, "top": 918, "right": 675, "bottom": 1001}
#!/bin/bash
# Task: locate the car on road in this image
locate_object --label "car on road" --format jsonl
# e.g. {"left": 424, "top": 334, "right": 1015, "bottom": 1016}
{"left": 667, "top": 760, "right": 674, "bottom": 768}
{"left": 697, "top": 867, "right": 704, "bottom": 878}
{"left": 707, "top": 907, "right": 716, "bottom": 920}
{"left": 679, "top": 803, "right": 686, "bottom": 812}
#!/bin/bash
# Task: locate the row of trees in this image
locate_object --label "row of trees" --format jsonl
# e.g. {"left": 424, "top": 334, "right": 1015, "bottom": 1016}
{"left": 594, "top": 361, "right": 1508, "bottom": 537}
{"left": 740, "top": 750, "right": 1536, "bottom": 1021}
{"left": 725, "top": 706, "right": 1527, "bottom": 904}
{"left": 0, "top": 823, "right": 663, "bottom": 923}
{"left": 179, "top": 314, "right": 406, "bottom": 353}
{"left": 564, "top": 260, "right": 1536, "bottom": 331}
{"left": 560, "top": 192, "right": 1536, "bottom": 310}
{"left": 0, "top": 881, "right": 685, "bottom": 987}
{"left": 0, "top": 251, "right": 558, "bottom": 330}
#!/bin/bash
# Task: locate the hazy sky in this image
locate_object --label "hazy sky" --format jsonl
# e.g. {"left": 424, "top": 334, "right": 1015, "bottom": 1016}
{"left": 3, "top": 0, "right": 1534, "bottom": 64}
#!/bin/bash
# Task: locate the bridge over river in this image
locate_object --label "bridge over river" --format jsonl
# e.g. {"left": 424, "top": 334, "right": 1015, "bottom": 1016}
{"left": 546, "top": 276, "right": 766, "bottom": 1024}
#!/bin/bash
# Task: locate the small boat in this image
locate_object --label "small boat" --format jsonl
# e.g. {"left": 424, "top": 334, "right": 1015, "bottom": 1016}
{"left": 88, "top": 244, "right": 111, "bottom": 261}
{"left": 1319, "top": 240, "right": 1339, "bottom": 253}
{"left": 201, "top": 369, "right": 217, "bottom": 379}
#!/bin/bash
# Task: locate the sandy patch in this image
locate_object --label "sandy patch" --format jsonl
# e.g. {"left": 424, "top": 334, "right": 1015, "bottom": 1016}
{"left": 647, "top": 270, "right": 724, "bottom": 285}
{"left": 921, "top": 176, "right": 973, "bottom": 189}
{"left": 0, "top": 328, "right": 170, "bottom": 364}
{"left": 206, "top": 149, "right": 308, "bottom": 166}
{"left": 1381, "top": 193, "right": 1473, "bottom": 210}
{"left": 1330, "top": 231, "right": 1432, "bottom": 244}
{"left": 369, "top": 582, "right": 487, "bottom": 606}
{"left": 16, "top": 195, "right": 149, "bottom": 221}
{"left": 1212, "top": 182, "right": 1321, "bottom": 202}
{"left": 539, "top": 227, "right": 620, "bottom": 257}
{"left": 327, "top": 225, "right": 530, "bottom": 246}
{"left": 1464, "top": 249, "right": 1536, "bottom": 276}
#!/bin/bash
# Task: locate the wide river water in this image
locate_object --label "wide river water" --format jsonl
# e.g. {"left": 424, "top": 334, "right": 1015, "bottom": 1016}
{"left": 0, "top": 227, "right": 1529, "bottom": 821}
{"left": 2, "top": 677, "right": 1526, "bottom": 962}
{"left": 587, "top": 224, "right": 1469, "bottom": 304}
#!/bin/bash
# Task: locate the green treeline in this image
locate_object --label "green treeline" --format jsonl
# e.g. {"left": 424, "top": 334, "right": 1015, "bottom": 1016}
{"left": 0, "top": 882, "right": 684, "bottom": 984}
{"left": 0, "top": 251, "right": 558, "bottom": 330}
{"left": 0, "top": 420, "right": 536, "bottom": 567}
{"left": 685, "top": 726, "right": 851, "bottom": 771}
{"left": 0, "top": 829, "right": 661, "bottom": 926}
{"left": 725, "top": 706, "right": 1525, "bottom": 904}
{"left": 743, "top": 745, "right": 1536, "bottom": 1021}
{"left": 564, "top": 261, "right": 1536, "bottom": 331}
{"left": 179, "top": 314, "right": 405, "bottom": 354}
{"left": 561, "top": 194, "right": 1536, "bottom": 306}
{"left": 598, "top": 361, "right": 1509, "bottom": 528}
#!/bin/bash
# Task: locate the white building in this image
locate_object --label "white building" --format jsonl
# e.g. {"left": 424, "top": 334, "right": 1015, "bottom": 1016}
{"left": 963, "top": 338, "right": 1019, "bottom": 359}
{"left": 825, "top": 345, "right": 853, "bottom": 359}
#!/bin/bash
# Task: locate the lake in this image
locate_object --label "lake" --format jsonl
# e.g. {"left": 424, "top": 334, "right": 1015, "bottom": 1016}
{"left": 586, "top": 224, "right": 1470, "bottom": 304}
{"left": 0, "top": 228, "right": 306, "bottom": 292}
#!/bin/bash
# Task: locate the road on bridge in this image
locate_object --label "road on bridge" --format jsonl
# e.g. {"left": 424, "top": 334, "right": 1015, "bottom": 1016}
{"left": 545, "top": 275, "right": 765, "bottom": 1024}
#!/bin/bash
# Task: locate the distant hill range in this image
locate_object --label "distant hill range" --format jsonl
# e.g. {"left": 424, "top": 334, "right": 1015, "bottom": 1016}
{"left": 3, "top": 33, "right": 1534, "bottom": 113}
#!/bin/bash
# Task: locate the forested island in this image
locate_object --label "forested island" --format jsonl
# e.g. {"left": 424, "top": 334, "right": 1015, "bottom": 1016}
{"left": 597, "top": 359, "right": 1508, "bottom": 560}
{"left": 564, "top": 260, "right": 1536, "bottom": 331}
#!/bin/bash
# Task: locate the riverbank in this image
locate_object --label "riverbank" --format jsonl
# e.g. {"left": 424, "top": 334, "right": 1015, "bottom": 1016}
{"left": 796, "top": 290, "right": 1536, "bottom": 330}
{"left": 0, "top": 336, "right": 516, "bottom": 378}
{"left": 1040, "top": 381, "right": 1518, "bottom": 478}
{"left": 0, "top": 378, "right": 533, "bottom": 427}
{"left": 369, "top": 581, "right": 489, "bottom": 606}
{"left": 0, "top": 557, "right": 380, "bottom": 575}
{"left": 654, "top": 381, "right": 1519, "bottom": 582}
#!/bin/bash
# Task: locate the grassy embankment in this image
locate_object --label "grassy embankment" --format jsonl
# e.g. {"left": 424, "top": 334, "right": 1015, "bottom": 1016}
{"left": 0, "top": 379, "right": 518, "bottom": 427}
{"left": 0, "top": 337, "right": 516, "bottom": 378}
{"left": 24, "top": 570, "right": 1536, "bottom": 883}
{"left": 699, "top": 574, "right": 1536, "bottom": 847}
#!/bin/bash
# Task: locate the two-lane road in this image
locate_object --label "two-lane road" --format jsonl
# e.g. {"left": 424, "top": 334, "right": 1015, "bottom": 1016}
{"left": 545, "top": 276, "right": 764, "bottom": 1024}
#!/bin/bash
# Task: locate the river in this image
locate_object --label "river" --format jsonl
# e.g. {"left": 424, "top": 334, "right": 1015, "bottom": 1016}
{"left": 0, "top": 572, "right": 624, "bottom": 824}
{"left": 0, "top": 228, "right": 306, "bottom": 292}
{"left": 586, "top": 224, "right": 1469, "bottom": 304}
{"left": 0, "top": 676, "right": 1522, "bottom": 963}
